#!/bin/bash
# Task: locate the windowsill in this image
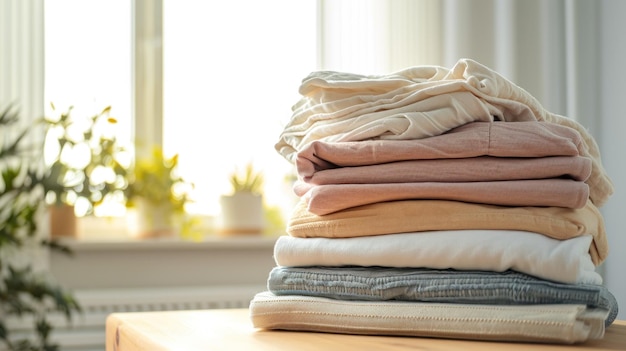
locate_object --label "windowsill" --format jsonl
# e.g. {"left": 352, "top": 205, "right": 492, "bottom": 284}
{"left": 53, "top": 234, "right": 279, "bottom": 252}
{"left": 60, "top": 213, "right": 283, "bottom": 251}
{"left": 50, "top": 214, "right": 280, "bottom": 290}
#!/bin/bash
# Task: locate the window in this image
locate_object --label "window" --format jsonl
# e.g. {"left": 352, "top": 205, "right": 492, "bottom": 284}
{"left": 44, "top": 1, "right": 132, "bottom": 145}
{"left": 44, "top": 0, "right": 438, "bottom": 231}
{"left": 44, "top": 0, "right": 132, "bottom": 217}
{"left": 44, "top": 1, "right": 317, "bottom": 225}
{"left": 162, "top": 0, "right": 317, "bottom": 215}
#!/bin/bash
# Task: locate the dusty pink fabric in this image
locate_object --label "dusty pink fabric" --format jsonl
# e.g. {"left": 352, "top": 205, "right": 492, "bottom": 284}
{"left": 297, "top": 156, "right": 591, "bottom": 188}
{"left": 299, "top": 179, "right": 589, "bottom": 215}
{"left": 296, "top": 121, "right": 587, "bottom": 179}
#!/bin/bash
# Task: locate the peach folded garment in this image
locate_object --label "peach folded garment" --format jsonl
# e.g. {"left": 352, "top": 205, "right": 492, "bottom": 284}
{"left": 286, "top": 198, "right": 607, "bottom": 265}
{"left": 297, "top": 179, "right": 589, "bottom": 215}
{"left": 276, "top": 59, "right": 613, "bottom": 206}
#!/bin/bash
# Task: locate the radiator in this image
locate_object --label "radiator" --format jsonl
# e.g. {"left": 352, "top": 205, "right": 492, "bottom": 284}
{"left": 5, "top": 285, "right": 263, "bottom": 351}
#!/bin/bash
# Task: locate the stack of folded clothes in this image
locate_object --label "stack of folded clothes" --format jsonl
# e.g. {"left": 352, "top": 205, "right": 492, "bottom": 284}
{"left": 249, "top": 58, "right": 618, "bottom": 344}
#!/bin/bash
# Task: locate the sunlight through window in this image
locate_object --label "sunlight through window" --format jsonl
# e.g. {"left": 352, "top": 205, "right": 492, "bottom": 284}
{"left": 162, "top": 0, "right": 317, "bottom": 216}
{"left": 45, "top": 0, "right": 317, "bottom": 222}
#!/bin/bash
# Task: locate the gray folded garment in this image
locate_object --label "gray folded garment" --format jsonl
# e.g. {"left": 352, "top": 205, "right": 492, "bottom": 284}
{"left": 250, "top": 291, "right": 609, "bottom": 344}
{"left": 267, "top": 266, "right": 618, "bottom": 327}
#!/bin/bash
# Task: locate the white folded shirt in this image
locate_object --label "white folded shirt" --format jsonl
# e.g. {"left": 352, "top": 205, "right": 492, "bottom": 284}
{"left": 273, "top": 230, "right": 601, "bottom": 285}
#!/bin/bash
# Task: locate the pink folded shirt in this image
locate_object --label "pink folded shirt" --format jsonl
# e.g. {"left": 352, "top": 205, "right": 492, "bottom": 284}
{"left": 297, "top": 156, "right": 591, "bottom": 188}
{"left": 299, "top": 179, "right": 589, "bottom": 215}
{"left": 296, "top": 121, "right": 588, "bottom": 179}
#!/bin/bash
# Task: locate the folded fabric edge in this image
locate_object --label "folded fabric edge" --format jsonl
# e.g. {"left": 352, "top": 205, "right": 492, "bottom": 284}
{"left": 266, "top": 266, "right": 618, "bottom": 327}
{"left": 249, "top": 292, "right": 608, "bottom": 344}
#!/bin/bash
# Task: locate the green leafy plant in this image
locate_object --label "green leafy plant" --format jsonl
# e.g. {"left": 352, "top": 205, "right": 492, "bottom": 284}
{"left": 124, "top": 146, "right": 198, "bottom": 239}
{"left": 124, "top": 146, "right": 192, "bottom": 214}
{"left": 0, "top": 105, "right": 82, "bottom": 351}
{"left": 228, "top": 162, "right": 264, "bottom": 195}
{"left": 42, "top": 104, "right": 129, "bottom": 216}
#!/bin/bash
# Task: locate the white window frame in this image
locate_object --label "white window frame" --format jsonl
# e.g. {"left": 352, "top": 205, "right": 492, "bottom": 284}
{"left": 132, "top": 0, "right": 164, "bottom": 158}
{"left": 131, "top": 0, "right": 443, "bottom": 162}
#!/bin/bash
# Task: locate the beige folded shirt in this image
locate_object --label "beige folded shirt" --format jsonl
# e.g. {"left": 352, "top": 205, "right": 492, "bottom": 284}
{"left": 250, "top": 291, "right": 608, "bottom": 344}
{"left": 286, "top": 198, "right": 607, "bottom": 265}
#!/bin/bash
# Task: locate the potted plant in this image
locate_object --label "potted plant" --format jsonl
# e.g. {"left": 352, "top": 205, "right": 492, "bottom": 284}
{"left": 42, "top": 104, "right": 129, "bottom": 238}
{"left": 124, "top": 146, "right": 194, "bottom": 238}
{"left": 0, "top": 104, "right": 82, "bottom": 350}
{"left": 218, "top": 162, "right": 265, "bottom": 235}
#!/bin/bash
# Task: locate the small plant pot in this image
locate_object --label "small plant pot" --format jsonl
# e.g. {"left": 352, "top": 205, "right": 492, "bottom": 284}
{"left": 218, "top": 192, "right": 264, "bottom": 236}
{"left": 49, "top": 204, "right": 78, "bottom": 239}
{"left": 130, "top": 199, "right": 178, "bottom": 239}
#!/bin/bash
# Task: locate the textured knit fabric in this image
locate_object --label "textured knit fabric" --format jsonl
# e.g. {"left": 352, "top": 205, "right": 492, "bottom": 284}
{"left": 250, "top": 291, "right": 609, "bottom": 344}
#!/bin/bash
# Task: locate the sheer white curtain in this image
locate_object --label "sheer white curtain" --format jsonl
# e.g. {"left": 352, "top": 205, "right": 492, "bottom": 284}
{"left": 597, "top": 0, "right": 626, "bottom": 321}
{"left": 0, "top": 0, "right": 48, "bottom": 271}
{"left": 320, "top": 0, "right": 626, "bottom": 319}
{"left": 443, "top": 0, "right": 625, "bottom": 320}
{"left": 0, "top": 0, "right": 44, "bottom": 124}
{"left": 441, "top": 0, "right": 600, "bottom": 128}
{"left": 318, "top": 0, "right": 442, "bottom": 74}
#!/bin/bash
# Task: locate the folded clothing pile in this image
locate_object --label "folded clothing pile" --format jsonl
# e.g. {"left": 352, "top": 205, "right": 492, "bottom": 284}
{"left": 249, "top": 58, "right": 618, "bottom": 344}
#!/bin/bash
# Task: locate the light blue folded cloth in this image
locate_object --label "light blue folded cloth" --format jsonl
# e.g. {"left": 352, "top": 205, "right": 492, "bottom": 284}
{"left": 268, "top": 266, "right": 618, "bottom": 327}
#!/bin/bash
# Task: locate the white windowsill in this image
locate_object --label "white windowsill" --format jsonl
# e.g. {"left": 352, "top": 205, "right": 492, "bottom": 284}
{"left": 50, "top": 217, "right": 280, "bottom": 290}
{"left": 53, "top": 235, "right": 279, "bottom": 252}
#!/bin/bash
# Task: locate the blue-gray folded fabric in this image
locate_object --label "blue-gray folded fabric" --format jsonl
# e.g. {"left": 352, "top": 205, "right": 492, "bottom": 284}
{"left": 267, "top": 266, "right": 618, "bottom": 327}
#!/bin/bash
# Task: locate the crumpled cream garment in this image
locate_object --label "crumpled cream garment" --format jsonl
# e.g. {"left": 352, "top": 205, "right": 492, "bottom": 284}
{"left": 275, "top": 59, "right": 614, "bottom": 206}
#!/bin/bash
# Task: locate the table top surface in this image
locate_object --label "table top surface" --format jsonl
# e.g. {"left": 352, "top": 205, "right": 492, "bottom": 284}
{"left": 106, "top": 308, "right": 626, "bottom": 351}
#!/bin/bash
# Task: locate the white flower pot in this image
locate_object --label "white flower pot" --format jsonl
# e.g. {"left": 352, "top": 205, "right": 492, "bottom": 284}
{"left": 130, "top": 199, "right": 178, "bottom": 238}
{"left": 219, "top": 192, "right": 264, "bottom": 235}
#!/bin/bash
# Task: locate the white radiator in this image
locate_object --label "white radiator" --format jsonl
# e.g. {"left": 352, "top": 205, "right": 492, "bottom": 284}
{"left": 5, "top": 285, "right": 263, "bottom": 351}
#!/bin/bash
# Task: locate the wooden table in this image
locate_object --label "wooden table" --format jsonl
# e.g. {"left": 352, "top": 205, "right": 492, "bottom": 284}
{"left": 106, "top": 308, "right": 626, "bottom": 350}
